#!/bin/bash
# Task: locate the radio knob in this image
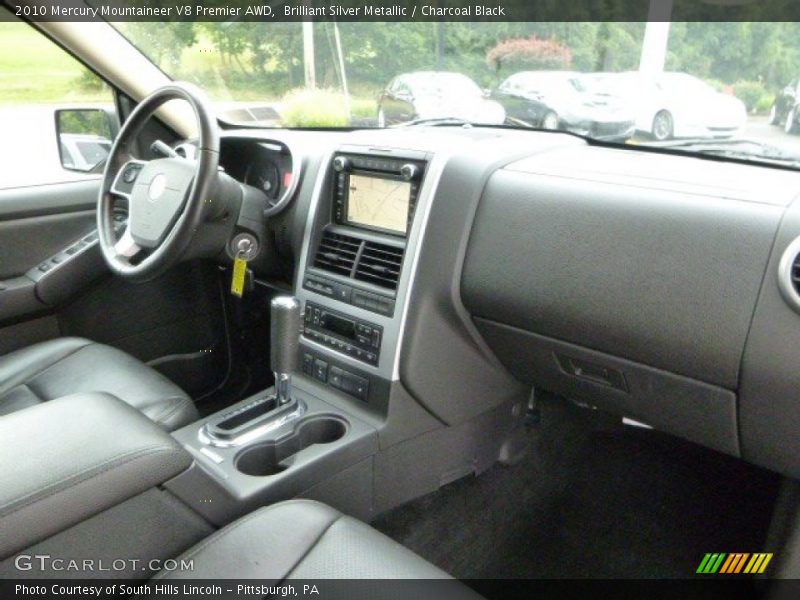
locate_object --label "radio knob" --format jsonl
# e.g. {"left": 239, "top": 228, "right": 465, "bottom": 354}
{"left": 400, "top": 163, "right": 418, "bottom": 180}
{"left": 333, "top": 156, "right": 349, "bottom": 172}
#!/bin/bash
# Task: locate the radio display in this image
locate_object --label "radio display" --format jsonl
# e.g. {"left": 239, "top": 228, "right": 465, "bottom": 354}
{"left": 346, "top": 173, "right": 411, "bottom": 234}
{"left": 319, "top": 312, "right": 356, "bottom": 340}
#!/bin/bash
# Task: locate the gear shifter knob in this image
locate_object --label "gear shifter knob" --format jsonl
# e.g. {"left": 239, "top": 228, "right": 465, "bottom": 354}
{"left": 270, "top": 296, "right": 301, "bottom": 404}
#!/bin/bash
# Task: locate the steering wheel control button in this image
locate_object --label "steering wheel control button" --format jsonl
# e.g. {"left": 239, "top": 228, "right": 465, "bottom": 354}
{"left": 122, "top": 165, "right": 140, "bottom": 184}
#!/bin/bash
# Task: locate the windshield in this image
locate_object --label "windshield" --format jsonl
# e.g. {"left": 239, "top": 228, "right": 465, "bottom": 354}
{"left": 110, "top": 21, "right": 800, "bottom": 163}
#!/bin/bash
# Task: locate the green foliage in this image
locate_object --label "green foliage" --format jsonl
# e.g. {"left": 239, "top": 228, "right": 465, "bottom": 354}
{"left": 57, "top": 109, "right": 111, "bottom": 137}
{"left": 755, "top": 93, "right": 775, "bottom": 115}
{"left": 0, "top": 21, "right": 110, "bottom": 104}
{"left": 280, "top": 89, "right": 349, "bottom": 127}
{"left": 117, "top": 22, "right": 197, "bottom": 72}
{"left": 666, "top": 22, "right": 800, "bottom": 93}
{"left": 72, "top": 68, "right": 105, "bottom": 92}
{"left": 734, "top": 80, "right": 768, "bottom": 113}
{"left": 7, "top": 16, "right": 800, "bottom": 119}
{"left": 105, "top": 21, "right": 800, "bottom": 110}
{"left": 349, "top": 97, "right": 377, "bottom": 120}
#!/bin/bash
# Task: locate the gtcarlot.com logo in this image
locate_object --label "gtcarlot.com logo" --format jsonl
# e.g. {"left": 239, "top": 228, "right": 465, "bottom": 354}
{"left": 696, "top": 552, "right": 773, "bottom": 574}
{"left": 14, "top": 554, "right": 194, "bottom": 573}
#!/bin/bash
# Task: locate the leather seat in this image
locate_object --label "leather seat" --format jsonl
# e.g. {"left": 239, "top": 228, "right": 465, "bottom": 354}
{"left": 155, "top": 500, "right": 478, "bottom": 589}
{"left": 0, "top": 337, "right": 197, "bottom": 430}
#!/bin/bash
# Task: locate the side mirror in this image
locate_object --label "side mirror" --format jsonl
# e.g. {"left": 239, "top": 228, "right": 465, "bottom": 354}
{"left": 55, "top": 108, "right": 116, "bottom": 173}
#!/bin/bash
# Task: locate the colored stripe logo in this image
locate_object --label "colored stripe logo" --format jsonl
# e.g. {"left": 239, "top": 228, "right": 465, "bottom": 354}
{"left": 697, "top": 552, "right": 773, "bottom": 574}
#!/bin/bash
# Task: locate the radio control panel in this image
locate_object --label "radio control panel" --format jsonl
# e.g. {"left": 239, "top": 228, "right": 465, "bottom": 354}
{"left": 303, "top": 301, "right": 382, "bottom": 366}
{"left": 295, "top": 143, "right": 440, "bottom": 409}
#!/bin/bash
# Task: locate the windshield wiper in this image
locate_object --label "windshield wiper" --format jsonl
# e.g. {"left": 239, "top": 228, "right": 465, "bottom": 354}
{"left": 393, "top": 117, "right": 475, "bottom": 128}
{"left": 646, "top": 138, "right": 800, "bottom": 168}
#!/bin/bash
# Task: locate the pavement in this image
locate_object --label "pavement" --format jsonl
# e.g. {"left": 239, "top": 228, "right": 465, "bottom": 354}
{"left": 740, "top": 115, "right": 800, "bottom": 153}
{"left": 626, "top": 115, "right": 800, "bottom": 158}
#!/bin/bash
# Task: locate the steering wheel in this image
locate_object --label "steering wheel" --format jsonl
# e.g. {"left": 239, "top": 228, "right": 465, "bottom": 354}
{"left": 97, "top": 82, "right": 220, "bottom": 281}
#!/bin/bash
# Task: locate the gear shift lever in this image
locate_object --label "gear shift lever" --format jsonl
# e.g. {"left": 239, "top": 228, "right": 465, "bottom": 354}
{"left": 271, "top": 296, "right": 301, "bottom": 405}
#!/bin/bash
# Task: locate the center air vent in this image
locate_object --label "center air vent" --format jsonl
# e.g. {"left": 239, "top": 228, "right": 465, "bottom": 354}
{"left": 312, "top": 230, "right": 404, "bottom": 290}
{"left": 354, "top": 241, "right": 404, "bottom": 289}
{"left": 313, "top": 230, "right": 359, "bottom": 276}
{"left": 777, "top": 236, "right": 800, "bottom": 313}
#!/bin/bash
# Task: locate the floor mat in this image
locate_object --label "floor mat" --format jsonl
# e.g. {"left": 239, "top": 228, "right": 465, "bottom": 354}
{"left": 372, "top": 398, "right": 780, "bottom": 579}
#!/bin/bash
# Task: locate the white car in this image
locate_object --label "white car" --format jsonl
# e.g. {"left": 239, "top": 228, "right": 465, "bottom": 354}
{"left": 588, "top": 71, "right": 747, "bottom": 140}
{"left": 59, "top": 133, "right": 111, "bottom": 172}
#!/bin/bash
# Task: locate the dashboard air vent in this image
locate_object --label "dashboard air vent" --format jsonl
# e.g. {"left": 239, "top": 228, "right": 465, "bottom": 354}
{"left": 312, "top": 230, "right": 359, "bottom": 277}
{"left": 354, "top": 241, "right": 404, "bottom": 290}
{"left": 793, "top": 258, "right": 800, "bottom": 293}
{"left": 777, "top": 236, "right": 800, "bottom": 314}
{"left": 312, "top": 229, "right": 405, "bottom": 291}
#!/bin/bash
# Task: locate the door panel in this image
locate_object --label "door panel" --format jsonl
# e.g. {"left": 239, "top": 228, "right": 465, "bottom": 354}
{"left": 0, "top": 211, "right": 95, "bottom": 279}
{"left": 0, "top": 182, "right": 230, "bottom": 399}
{"left": 0, "top": 180, "right": 99, "bottom": 279}
{"left": 0, "top": 180, "right": 101, "bottom": 323}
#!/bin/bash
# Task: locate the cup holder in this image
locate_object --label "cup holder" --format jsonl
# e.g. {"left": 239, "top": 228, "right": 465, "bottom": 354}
{"left": 235, "top": 416, "right": 348, "bottom": 477}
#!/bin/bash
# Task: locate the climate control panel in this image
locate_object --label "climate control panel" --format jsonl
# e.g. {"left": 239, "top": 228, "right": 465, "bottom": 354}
{"left": 303, "top": 302, "right": 382, "bottom": 365}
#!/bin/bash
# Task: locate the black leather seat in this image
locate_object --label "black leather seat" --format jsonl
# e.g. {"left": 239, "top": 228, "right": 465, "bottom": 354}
{"left": 156, "top": 500, "right": 478, "bottom": 591}
{"left": 0, "top": 337, "right": 197, "bottom": 430}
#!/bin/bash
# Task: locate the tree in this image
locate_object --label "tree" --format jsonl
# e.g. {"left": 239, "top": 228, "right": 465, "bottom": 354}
{"left": 120, "top": 22, "right": 196, "bottom": 72}
{"left": 486, "top": 36, "right": 572, "bottom": 74}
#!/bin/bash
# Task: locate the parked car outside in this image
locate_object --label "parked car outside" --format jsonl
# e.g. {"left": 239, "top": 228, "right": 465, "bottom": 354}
{"left": 377, "top": 71, "right": 505, "bottom": 126}
{"left": 59, "top": 133, "right": 110, "bottom": 171}
{"left": 769, "top": 79, "right": 800, "bottom": 134}
{"left": 492, "top": 70, "right": 635, "bottom": 142}
{"left": 588, "top": 71, "right": 747, "bottom": 140}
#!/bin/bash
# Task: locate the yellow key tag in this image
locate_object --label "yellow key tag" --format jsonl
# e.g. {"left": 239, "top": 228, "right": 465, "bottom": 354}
{"left": 231, "top": 257, "right": 247, "bottom": 298}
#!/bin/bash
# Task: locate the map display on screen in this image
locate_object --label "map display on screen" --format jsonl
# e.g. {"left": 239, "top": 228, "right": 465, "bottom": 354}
{"left": 346, "top": 174, "right": 410, "bottom": 234}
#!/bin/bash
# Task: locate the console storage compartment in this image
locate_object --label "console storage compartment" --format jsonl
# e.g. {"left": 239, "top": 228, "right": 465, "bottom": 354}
{"left": 0, "top": 393, "right": 192, "bottom": 560}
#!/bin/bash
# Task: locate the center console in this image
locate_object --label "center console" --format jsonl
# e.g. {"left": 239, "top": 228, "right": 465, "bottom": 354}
{"left": 164, "top": 143, "right": 441, "bottom": 525}
{"left": 295, "top": 145, "right": 434, "bottom": 412}
{"left": 166, "top": 294, "right": 379, "bottom": 525}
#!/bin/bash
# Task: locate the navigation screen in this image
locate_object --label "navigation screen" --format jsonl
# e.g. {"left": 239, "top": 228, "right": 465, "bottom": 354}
{"left": 346, "top": 174, "right": 411, "bottom": 234}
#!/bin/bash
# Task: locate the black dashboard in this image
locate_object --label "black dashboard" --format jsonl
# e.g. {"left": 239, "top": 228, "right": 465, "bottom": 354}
{"left": 214, "top": 125, "right": 800, "bottom": 481}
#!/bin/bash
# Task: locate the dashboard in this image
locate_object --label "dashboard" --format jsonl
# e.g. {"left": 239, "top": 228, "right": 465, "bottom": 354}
{"left": 214, "top": 124, "right": 800, "bottom": 482}
{"left": 221, "top": 139, "right": 300, "bottom": 217}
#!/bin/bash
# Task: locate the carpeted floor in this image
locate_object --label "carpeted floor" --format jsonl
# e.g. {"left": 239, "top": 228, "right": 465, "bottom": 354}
{"left": 372, "top": 397, "right": 780, "bottom": 579}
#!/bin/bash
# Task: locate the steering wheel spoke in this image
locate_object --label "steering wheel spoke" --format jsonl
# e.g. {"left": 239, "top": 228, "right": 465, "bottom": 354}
{"left": 113, "top": 227, "right": 142, "bottom": 260}
{"left": 109, "top": 159, "right": 147, "bottom": 200}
